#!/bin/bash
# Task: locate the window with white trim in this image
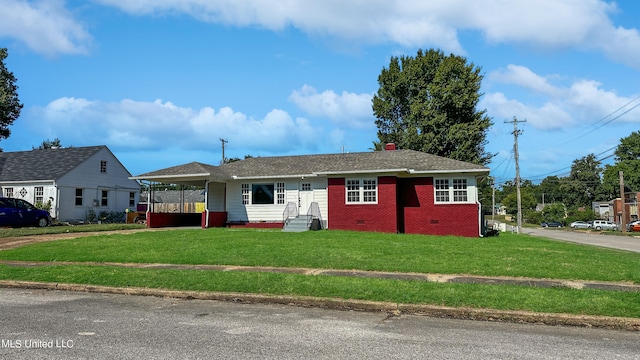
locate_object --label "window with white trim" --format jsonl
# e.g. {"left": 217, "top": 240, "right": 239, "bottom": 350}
{"left": 276, "top": 182, "right": 285, "bottom": 205}
{"left": 75, "top": 188, "right": 83, "bottom": 206}
{"left": 34, "top": 187, "right": 44, "bottom": 204}
{"left": 435, "top": 179, "right": 449, "bottom": 202}
{"left": 101, "top": 190, "right": 108, "bottom": 206}
{"left": 435, "top": 178, "right": 471, "bottom": 203}
{"left": 241, "top": 184, "right": 250, "bottom": 205}
{"left": 3, "top": 187, "right": 13, "bottom": 198}
{"left": 241, "top": 183, "right": 284, "bottom": 205}
{"left": 453, "top": 179, "right": 468, "bottom": 202}
{"left": 346, "top": 178, "right": 377, "bottom": 204}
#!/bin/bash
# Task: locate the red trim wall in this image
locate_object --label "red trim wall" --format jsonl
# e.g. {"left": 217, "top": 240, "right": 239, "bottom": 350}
{"left": 328, "top": 176, "right": 480, "bottom": 237}
{"left": 202, "top": 211, "right": 228, "bottom": 228}
{"left": 400, "top": 178, "right": 479, "bottom": 237}
{"left": 328, "top": 176, "right": 398, "bottom": 233}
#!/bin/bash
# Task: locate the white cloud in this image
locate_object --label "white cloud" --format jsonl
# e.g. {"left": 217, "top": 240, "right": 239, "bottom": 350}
{"left": 483, "top": 65, "right": 640, "bottom": 130}
{"left": 488, "top": 65, "right": 563, "bottom": 97}
{"left": 94, "top": 0, "right": 640, "bottom": 68}
{"left": 29, "top": 97, "right": 324, "bottom": 153}
{"left": 481, "top": 92, "right": 572, "bottom": 130}
{"left": 0, "top": 0, "right": 91, "bottom": 56}
{"left": 288, "top": 85, "right": 374, "bottom": 129}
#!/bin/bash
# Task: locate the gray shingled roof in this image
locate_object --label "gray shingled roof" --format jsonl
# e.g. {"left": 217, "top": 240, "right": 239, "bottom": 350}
{"left": 136, "top": 162, "right": 227, "bottom": 178}
{"left": 220, "top": 150, "right": 489, "bottom": 178}
{"left": 133, "top": 150, "right": 489, "bottom": 182}
{"left": 0, "top": 146, "right": 107, "bottom": 181}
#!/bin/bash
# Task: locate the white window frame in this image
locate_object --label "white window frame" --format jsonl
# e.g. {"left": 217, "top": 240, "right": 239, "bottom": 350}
{"left": 434, "top": 177, "right": 471, "bottom": 204}
{"left": 75, "top": 188, "right": 83, "bottom": 206}
{"left": 276, "top": 182, "right": 285, "bottom": 205}
{"left": 241, "top": 182, "right": 285, "bottom": 205}
{"left": 345, "top": 178, "right": 377, "bottom": 204}
{"left": 34, "top": 186, "right": 44, "bottom": 204}
{"left": 3, "top": 187, "right": 13, "bottom": 198}
{"left": 101, "top": 190, "right": 108, "bottom": 207}
{"left": 241, "top": 184, "right": 250, "bottom": 205}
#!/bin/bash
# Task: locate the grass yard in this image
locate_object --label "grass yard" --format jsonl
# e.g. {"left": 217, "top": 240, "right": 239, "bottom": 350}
{"left": 1, "top": 228, "right": 639, "bottom": 318}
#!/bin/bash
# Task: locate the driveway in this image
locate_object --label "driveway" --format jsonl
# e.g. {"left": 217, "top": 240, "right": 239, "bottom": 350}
{"left": 524, "top": 227, "right": 640, "bottom": 253}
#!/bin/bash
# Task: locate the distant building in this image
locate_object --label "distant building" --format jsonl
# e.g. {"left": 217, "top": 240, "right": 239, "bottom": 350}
{"left": 0, "top": 146, "right": 140, "bottom": 223}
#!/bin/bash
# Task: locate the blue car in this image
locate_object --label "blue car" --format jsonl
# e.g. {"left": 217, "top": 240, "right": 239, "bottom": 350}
{"left": 0, "top": 197, "right": 51, "bottom": 228}
{"left": 541, "top": 221, "right": 562, "bottom": 228}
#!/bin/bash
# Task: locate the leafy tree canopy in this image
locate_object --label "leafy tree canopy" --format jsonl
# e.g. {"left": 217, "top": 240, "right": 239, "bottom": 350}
{"left": 372, "top": 48, "right": 493, "bottom": 165}
{"left": 0, "top": 48, "right": 23, "bottom": 147}
{"left": 33, "top": 138, "right": 65, "bottom": 150}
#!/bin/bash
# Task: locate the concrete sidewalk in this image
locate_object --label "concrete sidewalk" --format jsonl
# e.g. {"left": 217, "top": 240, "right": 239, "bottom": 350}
{"left": 2, "top": 260, "right": 639, "bottom": 293}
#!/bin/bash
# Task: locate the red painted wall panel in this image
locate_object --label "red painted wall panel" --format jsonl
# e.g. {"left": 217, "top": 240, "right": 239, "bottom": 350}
{"left": 328, "top": 177, "right": 398, "bottom": 233}
{"left": 400, "top": 178, "right": 480, "bottom": 237}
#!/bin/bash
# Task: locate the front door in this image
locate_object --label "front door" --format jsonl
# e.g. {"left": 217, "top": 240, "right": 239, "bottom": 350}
{"left": 299, "top": 182, "right": 313, "bottom": 215}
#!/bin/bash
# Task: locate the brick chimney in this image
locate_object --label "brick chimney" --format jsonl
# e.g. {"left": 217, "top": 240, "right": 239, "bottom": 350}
{"left": 385, "top": 143, "right": 396, "bottom": 151}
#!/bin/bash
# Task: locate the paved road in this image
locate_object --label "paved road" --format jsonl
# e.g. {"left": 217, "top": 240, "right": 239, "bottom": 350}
{"left": 524, "top": 228, "right": 640, "bottom": 253}
{"left": 1, "top": 288, "right": 639, "bottom": 359}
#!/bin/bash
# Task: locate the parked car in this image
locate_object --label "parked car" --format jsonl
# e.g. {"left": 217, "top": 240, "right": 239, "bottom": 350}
{"left": 0, "top": 197, "right": 51, "bottom": 228}
{"left": 541, "top": 221, "right": 563, "bottom": 228}
{"left": 569, "top": 221, "right": 592, "bottom": 229}
{"left": 627, "top": 221, "right": 640, "bottom": 232}
{"left": 591, "top": 220, "right": 618, "bottom": 231}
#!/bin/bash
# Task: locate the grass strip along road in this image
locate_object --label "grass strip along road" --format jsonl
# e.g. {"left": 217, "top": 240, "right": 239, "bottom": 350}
{"left": 0, "top": 227, "right": 639, "bottom": 322}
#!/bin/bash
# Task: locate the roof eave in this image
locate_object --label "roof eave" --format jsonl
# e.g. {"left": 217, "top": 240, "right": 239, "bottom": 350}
{"left": 231, "top": 174, "right": 319, "bottom": 180}
{"left": 129, "top": 173, "right": 212, "bottom": 181}
{"left": 408, "top": 168, "right": 490, "bottom": 175}
{"left": 313, "top": 168, "right": 411, "bottom": 176}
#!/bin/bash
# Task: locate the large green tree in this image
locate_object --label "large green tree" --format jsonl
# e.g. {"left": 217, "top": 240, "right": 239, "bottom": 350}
{"left": 562, "top": 154, "right": 602, "bottom": 208}
{"left": 372, "top": 48, "right": 493, "bottom": 165}
{"left": 602, "top": 131, "right": 640, "bottom": 198}
{"left": 0, "top": 48, "right": 22, "bottom": 146}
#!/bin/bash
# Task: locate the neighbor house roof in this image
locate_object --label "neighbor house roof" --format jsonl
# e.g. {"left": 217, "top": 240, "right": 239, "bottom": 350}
{"left": 132, "top": 149, "right": 489, "bottom": 183}
{"left": 0, "top": 146, "right": 109, "bottom": 182}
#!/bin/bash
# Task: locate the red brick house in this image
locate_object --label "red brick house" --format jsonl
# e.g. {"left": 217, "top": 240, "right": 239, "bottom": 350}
{"left": 131, "top": 145, "right": 490, "bottom": 237}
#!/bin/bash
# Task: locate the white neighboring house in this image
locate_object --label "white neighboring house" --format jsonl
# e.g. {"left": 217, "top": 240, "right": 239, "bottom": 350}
{"left": 0, "top": 145, "right": 140, "bottom": 222}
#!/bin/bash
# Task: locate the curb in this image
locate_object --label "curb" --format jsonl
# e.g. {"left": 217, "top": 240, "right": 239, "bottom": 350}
{"left": 1, "top": 280, "right": 639, "bottom": 332}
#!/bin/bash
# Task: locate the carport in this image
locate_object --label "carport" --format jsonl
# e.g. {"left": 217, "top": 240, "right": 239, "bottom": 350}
{"left": 129, "top": 162, "right": 230, "bottom": 228}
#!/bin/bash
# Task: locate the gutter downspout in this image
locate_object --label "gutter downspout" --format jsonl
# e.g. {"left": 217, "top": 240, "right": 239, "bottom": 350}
{"left": 146, "top": 182, "right": 152, "bottom": 228}
{"left": 204, "top": 180, "right": 210, "bottom": 229}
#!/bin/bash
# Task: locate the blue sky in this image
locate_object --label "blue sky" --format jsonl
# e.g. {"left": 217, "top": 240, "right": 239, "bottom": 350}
{"left": 1, "top": 0, "right": 639, "bottom": 187}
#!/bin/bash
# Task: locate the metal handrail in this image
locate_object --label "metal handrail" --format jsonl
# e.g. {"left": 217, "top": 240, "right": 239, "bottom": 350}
{"left": 283, "top": 202, "right": 298, "bottom": 223}
{"left": 306, "top": 202, "right": 322, "bottom": 229}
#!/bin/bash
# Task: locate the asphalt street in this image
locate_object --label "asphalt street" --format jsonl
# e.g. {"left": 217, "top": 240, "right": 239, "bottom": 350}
{"left": 524, "top": 227, "right": 640, "bottom": 253}
{"left": 1, "top": 288, "right": 639, "bottom": 359}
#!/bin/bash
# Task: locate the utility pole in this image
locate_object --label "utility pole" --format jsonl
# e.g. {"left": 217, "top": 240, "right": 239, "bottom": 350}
{"left": 506, "top": 116, "right": 526, "bottom": 234}
{"left": 620, "top": 171, "right": 626, "bottom": 233}
{"left": 220, "top": 138, "right": 228, "bottom": 164}
{"left": 491, "top": 177, "right": 495, "bottom": 225}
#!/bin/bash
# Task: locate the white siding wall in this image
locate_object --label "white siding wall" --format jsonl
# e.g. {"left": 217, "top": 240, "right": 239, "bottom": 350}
{"left": 56, "top": 148, "right": 140, "bottom": 222}
{"left": 206, "top": 182, "right": 225, "bottom": 211}
{"left": 0, "top": 183, "right": 56, "bottom": 216}
{"left": 225, "top": 178, "right": 328, "bottom": 223}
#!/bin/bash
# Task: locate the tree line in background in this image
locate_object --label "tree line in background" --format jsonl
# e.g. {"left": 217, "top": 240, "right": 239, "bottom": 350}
{"left": 490, "top": 131, "right": 640, "bottom": 224}
{"left": 371, "top": 48, "right": 640, "bottom": 226}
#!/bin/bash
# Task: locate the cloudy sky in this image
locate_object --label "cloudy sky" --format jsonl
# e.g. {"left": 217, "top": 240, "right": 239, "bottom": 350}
{"left": 1, "top": 0, "right": 639, "bottom": 186}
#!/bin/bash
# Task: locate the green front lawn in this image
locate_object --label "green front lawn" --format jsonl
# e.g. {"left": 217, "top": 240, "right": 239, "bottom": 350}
{"left": 1, "top": 228, "right": 638, "bottom": 282}
{"left": 1, "top": 228, "right": 639, "bottom": 318}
